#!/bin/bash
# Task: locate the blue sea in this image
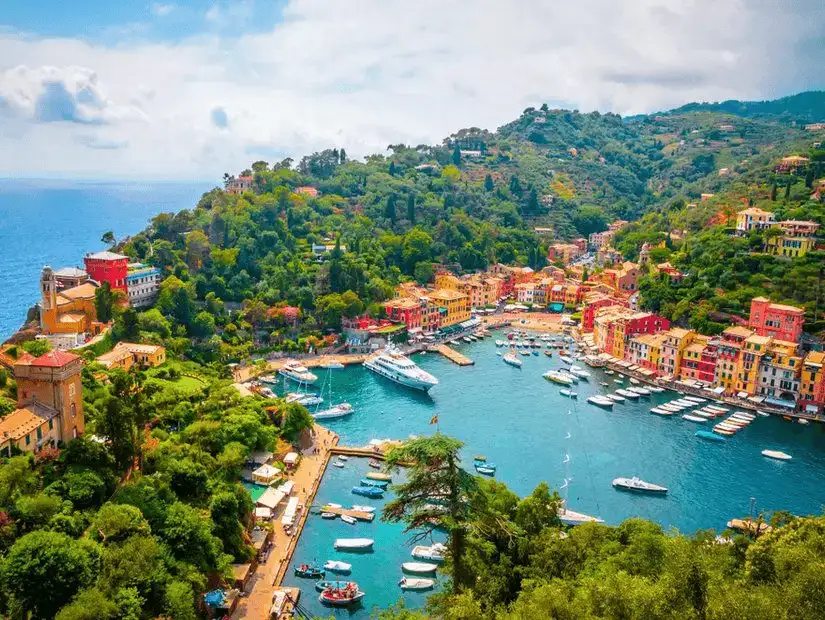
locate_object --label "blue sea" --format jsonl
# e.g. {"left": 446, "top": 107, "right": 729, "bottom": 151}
{"left": 0, "top": 180, "right": 208, "bottom": 340}
{"left": 283, "top": 338, "right": 825, "bottom": 617}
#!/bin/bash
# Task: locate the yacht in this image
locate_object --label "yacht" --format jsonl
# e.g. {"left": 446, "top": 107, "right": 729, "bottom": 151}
{"left": 279, "top": 361, "right": 318, "bottom": 385}
{"left": 313, "top": 403, "right": 354, "bottom": 420}
{"left": 544, "top": 370, "right": 573, "bottom": 385}
{"left": 612, "top": 477, "right": 668, "bottom": 493}
{"left": 286, "top": 392, "right": 324, "bottom": 407}
{"left": 364, "top": 349, "right": 439, "bottom": 392}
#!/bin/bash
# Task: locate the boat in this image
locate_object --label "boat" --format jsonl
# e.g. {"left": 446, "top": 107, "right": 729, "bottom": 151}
{"left": 341, "top": 515, "right": 357, "bottom": 525}
{"left": 544, "top": 350, "right": 553, "bottom": 357}
{"left": 627, "top": 386, "right": 651, "bottom": 396}
{"left": 351, "top": 486, "right": 384, "bottom": 498}
{"left": 474, "top": 455, "right": 486, "bottom": 461}
{"left": 324, "top": 560, "right": 352, "bottom": 572}
{"left": 338, "top": 455, "right": 349, "bottom": 461}
{"left": 682, "top": 414, "right": 707, "bottom": 423}
{"left": 333, "top": 461, "right": 345, "bottom": 468}
{"left": 762, "top": 450, "right": 792, "bottom": 460}
{"left": 568, "top": 366, "right": 591, "bottom": 379}
{"left": 475, "top": 464, "right": 496, "bottom": 476}
{"left": 462, "top": 336, "right": 472, "bottom": 343}
{"left": 684, "top": 396, "right": 706, "bottom": 403}
{"left": 559, "top": 389, "right": 578, "bottom": 398}
{"left": 399, "top": 577, "right": 435, "bottom": 591}
{"left": 503, "top": 352, "right": 523, "bottom": 368}
{"left": 544, "top": 370, "right": 574, "bottom": 385}
{"left": 559, "top": 355, "right": 573, "bottom": 364}
{"left": 286, "top": 392, "right": 324, "bottom": 406}
{"left": 587, "top": 395, "right": 614, "bottom": 409}
{"left": 334, "top": 538, "right": 375, "bottom": 550}
{"left": 606, "top": 394, "right": 626, "bottom": 403}
{"left": 402, "top": 562, "right": 439, "bottom": 574}
{"left": 629, "top": 377, "right": 640, "bottom": 385}
{"left": 318, "top": 583, "right": 366, "bottom": 606}
{"left": 313, "top": 403, "right": 354, "bottom": 420}
{"left": 316, "top": 580, "right": 355, "bottom": 592}
{"left": 364, "top": 348, "right": 439, "bottom": 392}
{"left": 351, "top": 505, "right": 375, "bottom": 513}
{"left": 696, "top": 430, "right": 726, "bottom": 442}
{"left": 615, "top": 389, "right": 639, "bottom": 399}
{"left": 799, "top": 418, "right": 811, "bottom": 425}
{"left": 496, "top": 351, "right": 502, "bottom": 356}
{"left": 365, "top": 472, "right": 392, "bottom": 481}
{"left": 411, "top": 543, "right": 447, "bottom": 561}
{"left": 359, "top": 478, "right": 389, "bottom": 488}
{"left": 368, "top": 459, "right": 381, "bottom": 469}
{"left": 321, "top": 512, "right": 337, "bottom": 519}
{"left": 650, "top": 407, "right": 675, "bottom": 416}
{"left": 279, "top": 361, "right": 318, "bottom": 385}
{"left": 613, "top": 379, "right": 624, "bottom": 384}
{"left": 519, "top": 350, "right": 531, "bottom": 356}
{"left": 495, "top": 340, "right": 505, "bottom": 347}
{"left": 756, "top": 410, "right": 770, "bottom": 417}
{"left": 294, "top": 564, "right": 325, "bottom": 578}
{"left": 713, "top": 427, "right": 735, "bottom": 436}
{"left": 649, "top": 386, "right": 666, "bottom": 393}
{"left": 605, "top": 370, "right": 615, "bottom": 375}
{"left": 600, "top": 381, "right": 610, "bottom": 387}
{"left": 532, "top": 350, "right": 540, "bottom": 356}
{"left": 612, "top": 477, "right": 668, "bottom": 494}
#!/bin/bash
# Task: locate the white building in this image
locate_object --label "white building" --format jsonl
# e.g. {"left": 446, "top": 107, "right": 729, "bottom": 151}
{"left": 126, "top": 263, "right": 162, "bottom": 308}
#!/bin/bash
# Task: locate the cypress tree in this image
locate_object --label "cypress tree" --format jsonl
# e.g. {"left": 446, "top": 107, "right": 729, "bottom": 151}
{"left": 484, "top": 174, "right": 494, "bottom": 192}
{"left": 770, "top": 181, "right": 777, "bottom": 201}
{"left": 784, "top": 180, "right": 792, "bottom": 200}
{"left": 452, "top": 144, "right": 461, "bottom": 167}
{"left": 385, "top": 194, "right": 397, "bottom": 221}
{"left": 407, "top": 194, "right": 416, "bottom": 223}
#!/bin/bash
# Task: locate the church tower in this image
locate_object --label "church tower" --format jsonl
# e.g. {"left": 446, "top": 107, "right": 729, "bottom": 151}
{"left": 39, "top": 266, "right": 58, "bottom": 333}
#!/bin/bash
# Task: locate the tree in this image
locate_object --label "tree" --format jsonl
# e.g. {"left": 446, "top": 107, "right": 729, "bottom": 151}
{"left": 413, "top": 261, "right": 434, "bottom": 285}
{"left": 280, "top": 402, "right": 314, "bottom": 441}
{"left": 91, "top": 503, "right": 150, "bottom": 544}
{"left": 113, "top": 307, "right": 139, "bottom": 341}
{"left": 55, "top": 589, "right": 119, "bottom": 620}
{"left": 389, "top": 161, "right": 397, "bottom": 176}
{"left": 101, "top": 231, "right": 116, "bottom": 247}
{"left": 805, "top": 165, "right": 815, "bottom": 188}
{"left": 164, "top": 581, "right": 196, "bottom": 620}
{"left": 484, "top": 174, "right": 494, "bottom": 192}
{"left": 770, "top": 181, "right": 778, "bottom": 201}
{"left": 402, "top": 228, "right": 433, "bottom": 274}
{"left": 191, "top": 311, "right": 216, "bottom": 339}
{"left": 383, "top": 434, "right": 478, "bottom": 592}
{"left": 407, "top": 193, "right": 416, "bottom": 223}
{"left": 784, "top": 180, "right": 792, "bottom": 200}
{"left": 385, "top": 194, "right": 397, "bottom": 222}
{"left": 2, "top": 531, "right": 99, "bottom": 619}
{"left": 452, "top": 144, "right": 461, "bottom": 167}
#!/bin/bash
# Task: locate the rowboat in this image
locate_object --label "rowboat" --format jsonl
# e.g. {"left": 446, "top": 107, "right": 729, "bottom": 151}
{"left": 761, "top": 449, "right": 792, "bottom": 460}
{"left": 333, "top": 461, "right": 345, "bottom": 468}
{"left": 475, "top": 465, "right": 496, "bottom": 476}
{"left": 368, "top": 459, "right": 381, "bottom": 469}
{"left": 359, "top": 478, "right": 389, "bottom": 488}
{"left": 412, "top": 543, "right": 447, "bottom": 561}
{"left": 316, "top": 580, "right": 355, "bottom": 592}
{"left": 321, "top": 512, "right": 337, "bottom": 519}
{"left": 294, "top": 564, "right": 325, "bottom": 578}
{"left": 615, "top": 389, "right": 639, "bottom": 399}
{"left": 351, "top": 486, "right": 384, "bottom": 498}
{"left": 324, "top": 560, "right": 352, "bottom": 573}
{"left": 682, "top": 414, "right": 707, "bottom": 423}
{"left": 334, "top": 538, "right": 374, "bottom": 550}
{"left": 399, "top": 577, "right": 435, "bottom": 591}
{"left": 365, "top": 472, "right": 392, "bottom": 481}
{"left": 402, "top": 562, "right": 439, "bottom": 574}
{"left": 341, "top": 515, "right": 357, "bottom": 525}
{"left": 318, "top": 584, "right": 366, "bottom": 606}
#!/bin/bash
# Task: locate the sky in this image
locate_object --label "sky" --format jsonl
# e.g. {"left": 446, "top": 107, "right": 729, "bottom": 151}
{"left": 1, "top": 0, "right": 824, "bottom": 181}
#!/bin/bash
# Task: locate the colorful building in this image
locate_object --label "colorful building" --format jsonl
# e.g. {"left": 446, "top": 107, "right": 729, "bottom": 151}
{"left": 97, "top": 342, "right": 166, "bottom": 371}
{"left": 714, "top": 326, "right": 753, "bottom": 393}
{"left": 601, "top": 261, "right": 642, "bottom": 294}
{"left": 84, "top": 251, "right": 129, "bottom": 293}
{"left": 227, "top": 175, "right": 253, "bottom": 194}
{"left": 547, "top": 243, "right": 582, "bottom": 265}
{"left": 593, "top": 308, "right": 669, "bottom": 359}
{"left": 1, "top": 350, "right": 84, "bottom": 456}
{"left": 126, "top": 263, "right": 161, "bottom": 308}
{"left": 658, "top": 327, "right": 695, "bottom": 377}
{"left": 799, "top": 351, "right": 825, "bottom": 415}
{"left": 653, "top": 262, "right": 685, "bottom": 283}
{"left": 38, "top": 266, "right": 101, "bottom": 348}
{"left": 737, "top": 334, "right": 772, "bottom": 396}
{"left": 735, "top": 207, "right": 775, "bottom": 233}
{"left": 748, "top": 297, "right": 804, "bottom": 343}
{"left": 580, "top": 294, "right": 627, "bottom": 332}
{"left": 427, "top": 288, "right": 470, "bottom": 328}
{"left": 765, "top": 220, "right": 820, "bottom": 258}
{"left": 626, "top": 333, "right": 666, "bottom": 372}
{"left": 384, "top": 297, "right": 424, "bottom": 332}
{"left": 754, "top": 339, "right": 802, "bottom": 406}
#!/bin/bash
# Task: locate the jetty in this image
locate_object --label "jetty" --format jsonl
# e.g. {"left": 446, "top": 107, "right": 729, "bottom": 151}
{"left": 432, "top": 344, "right": 474, "bottom": 366}
{"left": 319, "top": 505, "right": 375, "bottom": 521}
{"left": 727, "top": 518, "right": 772, "bottom": 535}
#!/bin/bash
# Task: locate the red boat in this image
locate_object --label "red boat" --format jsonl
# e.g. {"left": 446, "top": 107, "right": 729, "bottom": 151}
{"left": 318, "top": 583, "right": 365, "bottom": 607}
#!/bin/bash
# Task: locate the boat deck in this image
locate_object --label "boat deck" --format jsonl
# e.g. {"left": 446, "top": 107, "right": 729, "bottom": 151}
{"left": 320, "top": 506, "right": 375, "bottom": 521}
{"left": 432, "top": 344, "right": 474, "bottom": 366}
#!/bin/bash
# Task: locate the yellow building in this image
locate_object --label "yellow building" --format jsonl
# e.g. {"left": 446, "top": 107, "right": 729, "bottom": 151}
{"left": 799, "top": 351, "right": 825, "bottom": 414}
{"left": 97, "top": 342, "right": 166, "bottom": 370}
{"left": 427, "top": 288, "right": 470, "bottom": 327}
{"left": 39, "top": 266, "right": 99, "bottom": 341}
{"left": 658, "top": 327, "right": 695, "bottom": 377}
{"left": 754, "top": 339, "right": 802, "bottom": 402}
{"left": 765, "top": 234, "right": 817, "bottom": 258}
{"left": 679, "top": 335, "right": 709, "bottom": 381}
{"left": 434, "top": 272, "right": 464, "bottom": 292}
{"left": 737, "top": 335, "right": 772, "bottom": 395}
{"left": 735, "top": 207, "right": 774, "bottom": 233}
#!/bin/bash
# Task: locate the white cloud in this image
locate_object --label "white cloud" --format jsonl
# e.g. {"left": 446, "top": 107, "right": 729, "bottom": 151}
{"left": 150, "top": 3, "right": 176, "bottom": 17}
{"left": 0, "top": 0, "right": 824, "bottom": 180}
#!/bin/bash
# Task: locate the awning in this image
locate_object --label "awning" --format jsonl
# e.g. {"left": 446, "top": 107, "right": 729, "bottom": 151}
{"left": 765, "top": 397, "right": 794, "bottom": 409}
{"left": 284, "top": 452, "right": 299, "bottom": 465}
{"left": 257, "top": 487, "right": 286, "bottom": 509}
{"left": 736, "top": 391, "right": 749, "bottom": 398}
{"left": 255, "top": 507, "right": 273, "bottom": 519}
{"left": 712, "top": 386, "right": 726, "bottom": 394}
{"left": 279, "top": 480, "right": 295, "bottom": 495}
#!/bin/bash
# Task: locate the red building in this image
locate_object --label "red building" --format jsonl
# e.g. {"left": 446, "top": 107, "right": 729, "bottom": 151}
{"left": 84, "top": 251, "right": 129, "bottom": 293}
{"left": 384, "top": 297, "right": 424, "bottom": 332}
{"left": 748, "top": 297, "right": 804, "bottom": 343}
{"left": 581, "top": 294, "right": 627, "bottom": 332}
{"left": 697, "top": 340, "right": 719, "bottom": 384}
{"left": 623, "top": 312, "right": 671, "bottom": 339}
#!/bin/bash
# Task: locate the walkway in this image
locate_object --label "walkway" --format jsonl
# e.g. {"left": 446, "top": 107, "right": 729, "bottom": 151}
{"left": 432, "top": 344, "right": 474, "bottom": 366}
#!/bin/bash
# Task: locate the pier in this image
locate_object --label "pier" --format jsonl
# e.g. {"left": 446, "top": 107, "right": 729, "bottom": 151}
{"left": 318, "top": 505, "right": 375, "bottom": 521}
{"left": 432, "top": 344, "right": 474, "bottom": 366}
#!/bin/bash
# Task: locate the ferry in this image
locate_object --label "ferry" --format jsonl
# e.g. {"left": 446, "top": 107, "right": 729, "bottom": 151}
{"left": 279, "top": 361, "right": 318, "bottom": 385}
{"left": 364, "top": 349, "right": 439, "bottom": 392}
{"left": 612, "top": 476, "right": 668, "bottom": 494}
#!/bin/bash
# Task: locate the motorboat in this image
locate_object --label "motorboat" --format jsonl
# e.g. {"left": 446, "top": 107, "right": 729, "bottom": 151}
{"left": 316, "top": 580, "right": 355, "bottom": 592}
{"left": 762, "top": 450, "right": 792, "bottom": 460}
{"left": 313, "top": 403, "right": 354, "bottom": 420}
{"left": 359, "top": 478, "right": 389, "bottom": 488}
{"left": 559, "top": 355, "right": 573, "bottom": 364}
{"left": 294, "top": 563, "right": 325, "bottom": 578}
{"left": 649, "top": 386, "right": 665, "bottom": 393}
{"left": 324, "top": 560, "right": 352, "bottom": 573}
{"left": 321, "top": 512, "right": 337, "bottom": 519}
{"left": 286, "top": 392, "right": 324, "bottom": 406}
{"left": 650, "top": 407, "right": 675, "bottom": 416}
{"left": 365, "top": 472, "right": 392, "bottom": 481}
{"left": 519, "top": 350, "right": 531, "bottom": 356}
{"left": 402, "top": 562, "right": 438, "bottom": 574}
{"left": 463, "top": 336, "right": 473, "bottom": 343}
{"left": 756, "top": 410, "right": 770, "bottom": 417}
{"left": 605, "top": 370, "right": 615, "bottom": 375}
{"left": 279, "top": 361, "right": 318, "bottom": 385}
{"left": 333, "top": 461, "right": 345, "bottom": 468}
{"left": 606, "top": 394, "right": 626, "bottom": 403}
{"left": 629, "top": 377, "right": 640, "bottom": 385}
{"left": 411, "top": 543, "right": 447, "bottom": 561}
{"left": 338, "top": 455, "right": 349, "bottom": 461}
{"left": 612, "top": 477, "right": 668, "bottom": 494}
{"left": 559, "top": 389, "right": 578, "bottom": 398}
{"left": 351, "top": 505, "right": 375, "bottom": 513}
{"left": 544, "top": 350, "right": 553, "bottom": 357}
{"left": 568, "top": 366, "right": 591, "bottom": 380}
{"left": 341, "top": 515, "right": 357, "bottom": 525}
{"left": 613, "top": 379, "right": 624, "bottom": 384}
{"left": 399, "top": 577, "right": 435, "bottom": 591}
{"left": 684, "top": 396, "right": 706, "bottom": 403}
{"left": 334, "top": 538, "right": 375, "bottom": 550}
{"left": 364, "top": 348, "right": 439, "bottom": 392}
{"left": 599, "top": 381, "right": 610, "bottom": 387}
{"left": 682, "top": 414, "right": 707, "bottom": 423}
{"left": 627, "top": 386, "right": 651, "bottom": 396}
{"left": 318, "top": 583, "right": 366, "bottom": 606}
{"left": 696, "top": 430, "right": 726, "bottom": 442}
{"left": 544, "top": 370, "right": 573, "bottom": 385}
{"left": 351, "top": 486, "right": 384, "bottom": 498}
{"left": 495, "top": 340, "right": 505, "bottom": 347}
{"left": 587, "top": 395, "right": 614, "bottom": 409}
{"left": 503, "top": 352, "right": 523, "bottom": 368}
{"left": 615, "top": 389, "right": 639, "bottom": 399}
{"left": 368, "top": 459, "right": 381, "bottom": 469}
{"left": 475, "top": 465, "right": 496, "bottom": 476}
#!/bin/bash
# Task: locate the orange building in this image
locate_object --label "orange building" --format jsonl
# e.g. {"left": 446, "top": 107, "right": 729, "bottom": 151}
{"left": 97, "top": 342, "right": 167, "bottom": 371}
{"left": 38, "top": 266, "right": 101, "bottom": 347}
{"left": 799, "top": 351, "right": 825, "bottom": 415}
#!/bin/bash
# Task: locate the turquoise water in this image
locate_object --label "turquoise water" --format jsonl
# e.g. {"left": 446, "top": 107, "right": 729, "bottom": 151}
{"left": 242, "top": 481, "right": 268, "bottom": 503}
{"left": 0, "top": 180, "right": 207, "bottom": 339}
{"left": 283, "top": 335, "right": 825, "bottom": 615}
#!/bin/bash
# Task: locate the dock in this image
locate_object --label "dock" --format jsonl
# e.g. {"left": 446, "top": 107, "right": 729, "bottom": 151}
{"left": 432, "top": 344, "right": 474, "bottom": 366}
{"left": 727, "top": 518, "right": 772, "bottom": 535}
{"left": 319, "top": 505, "right": 375, "bottom": 521}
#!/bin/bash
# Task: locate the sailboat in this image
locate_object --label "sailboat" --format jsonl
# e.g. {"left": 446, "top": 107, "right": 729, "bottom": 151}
{"left": 559, "top": 409, "right": 604, "bottom": 526}
{"left": 313, "top": 368, "right": 354, "bottom": 420}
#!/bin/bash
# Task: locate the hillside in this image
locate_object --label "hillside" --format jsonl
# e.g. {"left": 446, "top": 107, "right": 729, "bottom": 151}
{"left": 664, "top": 90, "right": 825, "bottom": 123}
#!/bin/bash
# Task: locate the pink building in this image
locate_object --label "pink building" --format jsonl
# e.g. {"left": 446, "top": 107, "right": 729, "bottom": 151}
{"left": 748, "top": 297, "right": 804, "bottom": 343}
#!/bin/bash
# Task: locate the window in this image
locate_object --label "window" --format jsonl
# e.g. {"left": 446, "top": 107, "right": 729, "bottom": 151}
{"left": 36, "top": 428, "right": 42, "bottom": 441}
{"left": 25, "top": 434, "right": 30, "bottom": 446}
{"left": 48, "top": 419, "right": 53, "bottom": 430}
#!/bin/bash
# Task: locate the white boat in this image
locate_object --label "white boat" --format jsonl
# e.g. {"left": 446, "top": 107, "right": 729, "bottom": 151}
{"left": 334, "top": 538, "right": 374, "bottom": 550}
{"left": 762, "top": 450, "right": 792, "bottom": 460}
{"left": 649, "top": 386, "right": 665, "bottom": 393}
{"left": 606, "top": 394, "right": 626, "bottom": 403}
{"left": 627, "top": 386, "right": 651, "bottom": 396}
{"left": 568, "top": 366, "right": 591, "bottom": 380}
{"left": 324, "top": 560, "right": 352, "bottom": 572}
{"left": 503, "top": 352, "right": 523, "bottom": 368}
{"left": 399, "top": 577, "right": 435, "bottom": 591}
{"left": 612, "top": 477, "right": 668, "bottom": 493}
{"left": 587, "top": 395, "right": 614, "bottom": 409}
{"left": 544, "top": 370, "right": 573, "bottom": 385}
{"left": 615, "top": 389, "right": 639, "bottom": 399}
{"left": 327, "top": 503, "right": 342, "bottom": 508}
{"left": 341, "top": 515, "right": 357, "bottom": 525}
{"left": 613, "top": 379, "right": 624, "bottom": 384}
{"left": 333, "top": 461, "right": 345, "bottom": 468}
{"left": 496, "top": 351, "right": 502, "bottom": 356}
{"left": 495, "top": 340, "right": 505, "bottom": 347}
{"left": 650, "top": 407, "right": 675, "bottom": 416}
{"left": 462, "top": 336, "right": 472, "bottom": 343}
{"left": 682, "top": 414, "right": 707, "bottom": 423}
{"left": 629, "top": 377, "right": 640, "bottom": 385}
{"left": 756, "top": 410, "right": 770, "bottom": 417}
{"left": 338, "top": 455, "right": 349, "bottom": 461}
{"left": 351, "top": 505, "right": 375, "bottom": 513}
{"left": 285, "top": 392, "right": 324, "bottom": 406}
{"left": 684, "top": 396, "right": 706, "bottom": 403}
{"left": 364, "top": 348, "right": 439, "bottom": 392}
{"left": 559, "top": 355, "right": 573, "bottom": 364}
{"left": 279, "top": 361, "right": 318, "bottom": 385}
{"left": 402, "top": 562, "right": 438, "bottom": 574}
{"left": 411, "top": 543, "right": 447, "bottom": 561}
{"left": 559, "top": 389, "right": 578, "bottom": 398}
{"left": 313, "top": 403, "right": 354, "bottom": 420}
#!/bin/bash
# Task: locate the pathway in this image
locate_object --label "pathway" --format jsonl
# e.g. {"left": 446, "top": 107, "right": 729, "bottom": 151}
{"left": 432, "top": 344, "right": 474, "bottom": 366}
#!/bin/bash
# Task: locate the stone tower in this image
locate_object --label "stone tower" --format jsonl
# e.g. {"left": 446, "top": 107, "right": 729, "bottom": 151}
{"left": 39, "top": 266, "right": 57, "bottom": 333}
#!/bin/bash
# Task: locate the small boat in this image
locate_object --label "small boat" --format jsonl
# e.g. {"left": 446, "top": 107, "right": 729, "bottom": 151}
{"left": 474, "top": 455, "right": 486, "bottom": 461}
{"left": 360, "top": 478, "right": 389, "bottom": 488}
{"left": 532, "top": 350, "right": 540, "bottom": 356}
{"left": 629, "top": 377, "right": 640, "bottom": 385}
{"left": 318, "top": 584, "right": 366, "bottom": 606}
{"left": 316, "top": 580, "right": 355, "bottom": 592}
{"left": 399, "top": 577, "right": 435, "bottom": 591}
{"left": 495, "top": 340, "right": 505, "bottom": 347}
{"left": 503, "top": 352, "right": 523, "bottom": 368}
{"left": 462, "top": 336, "right": 472, "bottom": 343}
{"left": 338, "top": 455, "right": 349, "bottom": 461}
{"left": 321, "top": 512, "right": 337, "bottom": 519}
{"left": 402, "top": 562, "right": 438, "bottom": 574}
{"left": 544, "top": 350, "right": 553, "bottom": 357}
{"left": 341, "top": 515, "right": 357, "bottom": 525}
{"left": 496, "top": 351, "right": 502, "bottom": 356}
{"left": 334, "top": 538, "right": 375, "bottom": 550}
{"left": 352, "top": 486, "right": 384, "bottom": 498}
{"left": 324, "top": 560, "right": 352, "bottom": 572}
{"left": 756, "top": 410, "right": 770, "bottom": 417}
{"left": 327, "top": 503, "right": 342, "bottom": 508}
{"left": 684, "top": 396, "right": 706, "bottom": 403}
{"left": 606, "top": 394, "right": 625, "bottom": 403}
{"left": 682, "top": 414, "right": 707, "bottom": 423}
{"left": 333, "top": 461, "right": 345, "bottom": 468}
{"left": 544, "top": 370, "right": 574, "bottom": 385}
{"left": 762, "top": 450, "right": 792, "bottom": 460}
{"left": 696, "top": 430, "right": 726, "bottom": 442}
{"left": 559, "top": 389, "right": 578, "bottom": 398}
{"left": 627, "top": 386, "right": 651, "bottom": 396}
{"left": 613, "top": 379, "right": 624, "bottom": 384}
{"left": 351, "top": 505, "right": 375, "bottom": 513}
{"left": 650, "top": 407, "right": 675, "bottom": 416}
{"left": 313, "top": 403, "right": 354, "bottom": 420}
{"left": 412, "top": 543, "right": 447, "bottom": 561}
{"left": 568, "top": 367, "right": 590, "bottom": 380}
{"left": 368, "top": 459, "right": 381, "bottom": 469}
{"left": 713, "top": 427, "right": 735, "bottom": 436}
{"left": 615, "top": 389, "right": 639, "bottom": 399}
{"left": 605, "top": 370, "right": 615, "bottom": 375}
{"left": 612, "top": 477, "right": 668, "bottom": 494}
{"left": 294, "top": 564, "right": 325, "bottom": 578}
{"left": 600, "top": 381, "right": 610, "bottom": 387}
{"left": 286, "top": 392, "right": 324, "bottom": 406}
{"left": 519, "top": 350, "right": 531, "bottom": 356}
{"left": 365, "top": 472, "right": 392, "bottom": 481}
{"left": 649, "top": 386, "right": 665, "bottom": 393}
{"left": 475, "top": 463, "right": 496, "bottom": 476}
{"left": 559, "top": 355, "right": 573, "bottom": 364}
{"left": 587, "top": 395, "right": 614, "bottom": 409}
{"left": 799, "top": 418, "right": 810, "bottom": 425}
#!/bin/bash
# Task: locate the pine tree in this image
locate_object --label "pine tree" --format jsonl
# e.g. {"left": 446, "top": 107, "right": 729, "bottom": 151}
{"left": 389, "top": 161, "right": 397, "bottom": 176}
{"left": 385, "top": 194, "right": 397, "bottom": 221}
{"left": 770, "top": 181, "right": 777, "bottom": 201}
{"left": 452, "top": 144, "right": 461, "bottom": 167}
{"left": 527, "top": 187, "right": 539, "bottom": 214}
{"left": 509, "top": 175, "right": 522, "bottom": 197}
{"left": 784, "top": 180, "right": 792, "bottom": 200}
{"left": 407, "top": 194, "right": 416, "bottom": 223}
{"left": 805, "top": 166, "right": 815, "bottom": 188}
{"left": 484, "top": 174, "right": 494, "bottom": 192}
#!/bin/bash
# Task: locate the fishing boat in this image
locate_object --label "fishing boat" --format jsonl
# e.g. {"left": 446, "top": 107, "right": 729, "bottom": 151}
{"left": 341, "top": 515, "right": 357, "bottom": 525}
{"left": 544, "top": 370, "right": 574, "bottom": 385}
{"left": 279, "top": 361, "right": 318, "bottom": 385}
{"left": 761, "top": 450, "right": 792, "bottom": 460}
{"left": 359, "top": 478, "right": 389, "bottom": 488}
{"left": 682, "top": 414, "right": 707, "bottom": 423}
{"left": 324, "top": 560, "right": 352, "bottom": 572}
{"left": 559, "top": 389, "right": 578, "bottom": 398}
{"left": 364, "top": 347, "right": 439, "bottom": 392}
{"left": 399, "top": 577, "right": 435, "bottom": 591}
{"left": 351, "top": 505, "right": 375, "bottom": 513}
{"left": 334, "top": 538, "right": 375, "bottom": 550}
{"left": 294, "top": 564, "right": 325, "bottom": 578}
{"left": 316, "top": 580, "right": 355, "bottom": 592}
{"left": 612, "top": 477, "right": 668, "bottom": 494}
{"left": 411, "top": 543, "right": 447, "bottom": 561}
{"left": 615, "top": 389, "right": 639, "bottom": 399}
{"left": 532, "top": 350, "right": 540, "bottom": 356}
{"left": 503, "top": 351, "right": 523, "bottom": 368}
{"left": 696, "top": 430, "right": 726, "bottom": 442}
{"left": 318, "top": 583, "right": 366, "bottom": 606}
{"left": 402, "top": 562, "right": 439, "bottom": 574}
{"left": 587, "top": 395, "right": 614, "bottom": 409}
{"left": 474, "top": 455, "right": 486, "bottom": 461}
{"left": 365, "top": 472, "right": 392, "bottom": 481}
{"left": 351, "top": 486, "right": 384, "bottom": 498}
{"left": 606, "top": 394, "right": 626, "bottom": 403}
{"left": 321, "top": 512, "right": 337, "bottom": 519}
{"left": 368, "top": 459, "right": 381, "bottom": 469}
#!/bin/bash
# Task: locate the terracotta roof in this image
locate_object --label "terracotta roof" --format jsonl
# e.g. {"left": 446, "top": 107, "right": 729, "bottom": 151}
{"left": 58, "top": 282, "right": 98, "bottom": 301}
{"left": 0, "top": 403, "right": 58, "bottom": 441}
{"left": 57, "top": 313, "right": 86, "bottom": 324}
{"left": 724, "top": 326, "right": 754, "bottom": 338}
{"left": 428, "top": 288, "right": 467, "bottom": 301}
{"left": 30, "top": 350, "right": 80, "bottom": 368}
